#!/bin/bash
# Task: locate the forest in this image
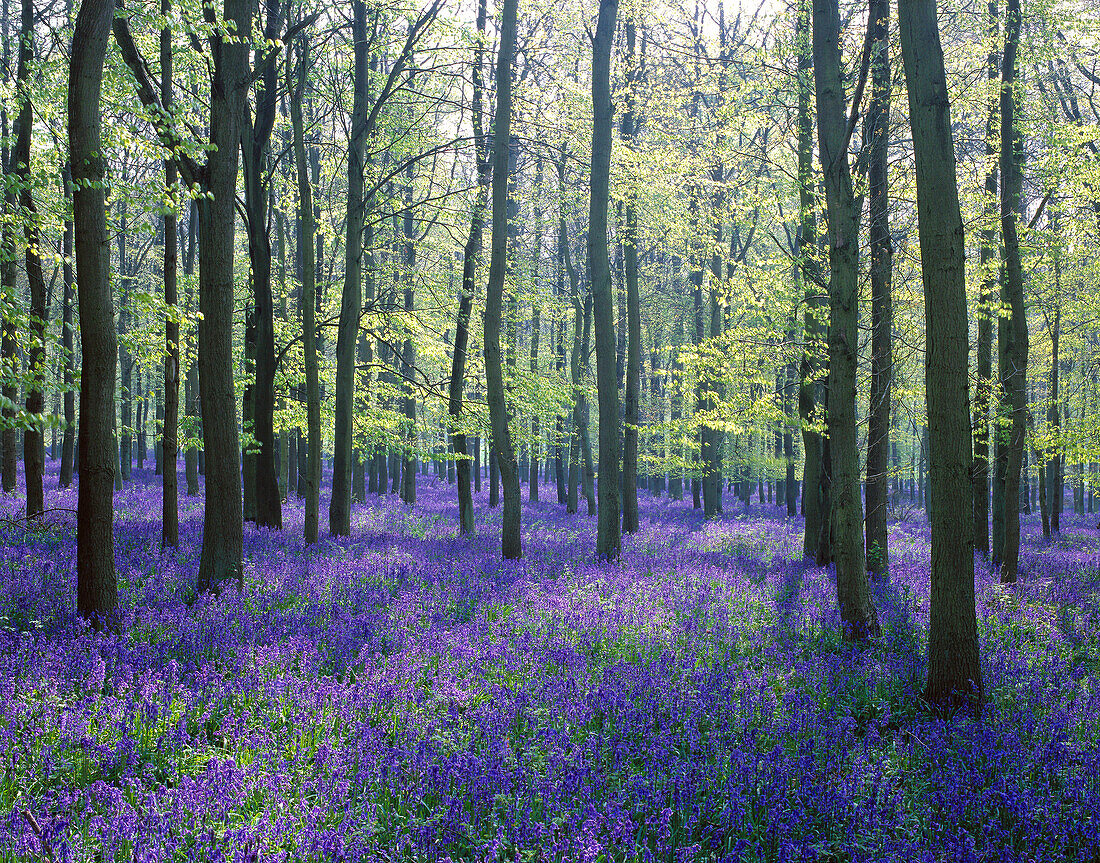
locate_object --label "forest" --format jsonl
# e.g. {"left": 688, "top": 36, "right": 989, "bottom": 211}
{"left": 0, "top": 0, "right": 1099, "bottom": 857}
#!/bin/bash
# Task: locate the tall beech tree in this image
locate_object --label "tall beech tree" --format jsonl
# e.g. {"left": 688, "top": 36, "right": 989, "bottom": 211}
{"left": 997, "top": 0, "right": 1029, "bottom": 584}
{"left": 621, "top": 12, "right": 642, "bottom": 535}
{"left": 974, "top": 0, "right": 999, "bottom": 558}
{"left": 795, "top": 0, "right": 825, "bottom": 561}
{"left": 331, "top": 1, "right": 441, "bottom": 534}
{"left": 290, "top": 36, "right": 322, "bottom": 546}
{"left": 161, "top": 0, "right": 179, "bottom": 547}
{"left": 484, "top": 0, "right": 521, "bottom": 559}
{"left": 813, "top": 0, "right": 879, "bottom": 638}
{"left": 331, "top": 0, "right": 371, "bottom": 537}
{"left": 448, "top": 0, "right": 489, "bottom": 535}
{"left": 12, "top": 0, "right": 46, "bottom": 520}
{"left": 899, "top": 0, "right": 983, "bottom": 715}
{"left": 70, "top": 0, "right": 119, "bottom": 626}
{"left": 241, "top": 0, "right": 289, "bottom": 532}
{"left": 0, "top": 0, "right": 15, "bottom": 496}
{"left": 591, "top": 0, "right": 621, "bottom": 561}
{"left": 864, "top": 0, "right": 892, "bottom": 580}
{"left": 114, "top": 0, "right": 250, "bottom": 592}
{"left": 60, "top": 166, "right": 76, "bottom": 489}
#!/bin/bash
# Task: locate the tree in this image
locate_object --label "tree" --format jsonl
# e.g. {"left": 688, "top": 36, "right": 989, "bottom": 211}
{"left": 795, "top": 0, "right": 825, "bottom": 561}
{"left": 60, "top": 166, "right": 75, "bottom": 489}
{"left": 70, "top": 0, "right": 119, "bottom": 627}
{"left": 331, "top": 1, "right": 442, "bottom": 534}
{"left": 591, "top": 0, "right": 621, "bottom": 561}
{"left": 331, "top": 0, "right": 371, "bottom": 537}
{"left": 864, "top": 0, "right": 892, "bottom": 580}
{"left": 161, "top": 0, "right": 179, "bottom": 548}
{"left": 12, "top": 0, "right": 46, "bottom": 520}
{"left": 899, "top": 0, "right": 984, "bottom": 715}
{"left": 113, "top": 0, "right": 250, "bottom": 592}
{"left": 813, "top": 0, "right": 879, "bottom": 639}
{"left": 449, "top": 0, "right": 491, "bottom": 536}
{"left": 241, "top": 0, "right": 289, "bottom": 532}
{"left": 974, "top": 0, "right": 999, "bottom": 559}
{"left": 997, "top": 0, "right": 1029, "bottom": 584}
{"left": 1, "top": 0, "right": 15, "bottom": 496}
{"left": 485, "top": 0, "right": 521, "bottom": 559}
{"left": 290, "top": 35, "right": 322, "bottom": 546}
{"left": 620, "top": 11, "right": 642, "bottom": 535}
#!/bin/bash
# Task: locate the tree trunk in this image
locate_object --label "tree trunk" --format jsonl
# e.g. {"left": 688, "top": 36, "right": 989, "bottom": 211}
{"left": 60, "top": 166, "right": 76, "bottom": 488}
{"left": 899, "top": 0, "right": 983, "bottom": 715}
{"left": 13, "top": 0, "right": 45, "bottom": 519}
{"left": 484, "top": 0, "right": 521, "bottom": 558}
{"left": 620, "top": 13, "right": 641, "bottom": 534}
{"left": 0, "top": 0, "right": 13, "bottom": 495}
{"left": 401, "top": 176, "right": 417, "bottom": 506}
{"left": 1049, "top": 268, "right": 1061, "bottom": 533}
{"left": 70, "top": 0, "right": 119, "bottom": 627}
{"left": 796, "top": 1, "right": 824, "bottom": 558}
{"left": 997, "top": 0, "right": 1028, "bottom": 584}
{"left": 161, "top": 1, "right": 180, "bottom": 546}
{"left": 449, "top": 0, "right": 488, "bottom": 535}
{"left": 241, "top": 0, "right": 283, "bottom": 532}
{"left": 193, "top": 0, "right": 249, "bottom": 592}
{"left": 974, "top": 0, "right": 999, "bottom": 559}
{"left": 691, "top": 236, "right": 703, "bottom": 512}
{"left": 864, "top": 0, "right": 892, "bottom": 580}
{"left": 784, "top": 356, "right": 797, "bottom": 517}
{"left": 670, "top": 291, "right": 684, "bottom": 502}
{"left": 554, "top": 198, "right": 568, "bottom": 505}
{"left": 291, "top": 39, "right": 321, "bottom": 546}
{"left": 591, "top": 0, "right": 621, "bottom": 559}
{"left": 814, "top": 0, "right": 878, "bottom": 638}
{"left": 118, "top": 201, "right": 133, "bottom": 485}
{"left": 185, "top": 207, "right": 200, "bottom": 496}
{"left": 529, "top": 160, "right": 543, "bottom": 504}
{"left": 330, "top": 0, "right": 369, "bottom": 536}
{"left": 243, "top": 309, "right": 257, "bottom": 521}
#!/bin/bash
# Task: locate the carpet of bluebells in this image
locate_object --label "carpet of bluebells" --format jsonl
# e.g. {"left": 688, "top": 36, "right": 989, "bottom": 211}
{"left": 1, "top": 460, "right": 1099, "bottom": 862}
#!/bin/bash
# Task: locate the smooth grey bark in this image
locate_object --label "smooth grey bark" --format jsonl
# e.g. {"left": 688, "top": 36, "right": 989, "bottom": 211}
{"left": 864, "top": 0, "right": 892, "bottom": 579}
{"left": 975, "top": 0, "right": 998, "bottom": 559}
{"left": 60, "top": 166, "right": 75, "bottom": 487}
{"left": 194, "top": 0, "right": 249, "bottom": 591}
{"left": 118, "top": 201, "right": 132, "bottom": 485}
{"left": 161, "top": 0, "right": 179, "bottom": 546}
{"left": 899, "top": 0, "right": 983, "bottom": 715}
{"left": 794, "top": 0, "right": 824, "bottom": 559}
{"left": 484, "top": 0, "right": 521, "bottom": 558}
{"left": 291, "top": 39, "right": 321, "bottom": 546}
{"left": 562, "top": 160, "right": 589, "bottom": 517}
{"left": 998, "top": 0, "right": 1028, "bottom": 584}
{"left": 620, "top": 14, "right": 641, "bottom": 534}
{"left": 590, "top": 0, "right": 620, "bottom": 560}
{"left": 400, "top": 175, "right": 417, "bottom": 507}
{"left": 1049, "top": 247, "right": 1062, "bottom": 533}
{"left": 114, "top": 0, "right": 248, "bottom": 591}
{"left": 13, "top": 0, "right": 45, "bottom": 520}
{"left": 0, "top": 0, "right": 13, "bottom": 494}
{"left": 184, "top": 204, "right": 199, "bottom": 496}
{"left": 529, "top": 158, "right": 543, "bottom": 503}
{"left": 813, "top": 0, "right": 879, "bottom": 638}
{"left": 331, "top": 0, "right": 369, "bottom": 536}
{"left": 690, "top": 228, "right": 703, "bottom": 511}
{"left": 241, "top": 0, "right": 285, "bottom": 531}
{"left": 70, "top": 0, "right": 119, "bottom": 627}
{"left": 449, "top": 0, "right": 490, "bottom": 535}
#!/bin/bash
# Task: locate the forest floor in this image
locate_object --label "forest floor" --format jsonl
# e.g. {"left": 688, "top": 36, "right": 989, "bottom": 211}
{"left": 0, "top": 461, "right": 1098, "bottom": 862}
